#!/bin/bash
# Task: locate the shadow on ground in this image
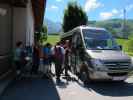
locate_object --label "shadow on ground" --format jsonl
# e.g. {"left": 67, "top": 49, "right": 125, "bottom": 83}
{"left": 78, "top": 81, "right": 133, "bottom": 97}
{"left": 1, "top": 77, "right": 60, "bottom": 100}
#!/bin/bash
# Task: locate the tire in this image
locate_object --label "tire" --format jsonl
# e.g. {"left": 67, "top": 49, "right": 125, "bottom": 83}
{"left": 114, "top": 80, "right": 125, "bottom": 83}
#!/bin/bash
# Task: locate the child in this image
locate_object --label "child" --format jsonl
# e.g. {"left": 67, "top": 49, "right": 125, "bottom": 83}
{"left": 14, "top": 41, "right": 23, "bottom": 74}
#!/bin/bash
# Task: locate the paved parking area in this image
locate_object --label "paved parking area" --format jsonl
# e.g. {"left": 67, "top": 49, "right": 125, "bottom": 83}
{"left": 1, "top": 74, "right": 133, "bottom": 100}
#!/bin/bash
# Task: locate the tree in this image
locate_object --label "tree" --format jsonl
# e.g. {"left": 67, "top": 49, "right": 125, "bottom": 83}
{"left": 42, "top": 25, "right": 48, "bottom": 33}
{"left": 34, "top": 25, "right": 48, "bottom": 44}
{"left": 40, "top": 25, "right": 48, "bottom": 44}
{"left": 62, "top": 2, "right": 88, "bottom": 32}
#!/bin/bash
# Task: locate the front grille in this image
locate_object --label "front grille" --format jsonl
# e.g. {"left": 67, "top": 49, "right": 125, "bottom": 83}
{"left": 108, "top": 72, "right": 128, "bottom": 76}
{"left": 108, "top": 67, "right": 128, "bottom": 70}
{"left": 104, "top": 61, "right": 130, "bottom": 71}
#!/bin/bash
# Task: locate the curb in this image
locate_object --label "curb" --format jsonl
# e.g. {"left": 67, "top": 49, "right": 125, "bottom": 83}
{"left": 0, "top": 79, "right": 13, "bottom": 96}
{"left": 0, "top": 71, "right": 16, "bottom": 96}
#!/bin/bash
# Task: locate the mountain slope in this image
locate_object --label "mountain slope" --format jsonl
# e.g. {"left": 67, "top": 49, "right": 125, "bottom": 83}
{"left": 89, "top": 19, "right": 133, "bottom": 38}
{"left": 44, "top": 18, "right": 133, "bottom": 37}
{"left": 44, "top": 18, "right": 62, "bottom": 34}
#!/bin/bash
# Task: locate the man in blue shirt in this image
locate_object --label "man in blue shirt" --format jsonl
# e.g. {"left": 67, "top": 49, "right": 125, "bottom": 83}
{"left": 43, "top": 43, "right": 52, "bottom": 78}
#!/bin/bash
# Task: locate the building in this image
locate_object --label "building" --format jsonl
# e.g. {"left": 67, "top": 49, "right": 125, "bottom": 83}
{"left": 0, "top": 0, "right": 46, "bottom": 78}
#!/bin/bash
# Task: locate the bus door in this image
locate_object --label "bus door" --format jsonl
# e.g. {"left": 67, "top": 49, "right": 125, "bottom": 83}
{"left": 71, "top": 31, "right": 83, "bottom": 74}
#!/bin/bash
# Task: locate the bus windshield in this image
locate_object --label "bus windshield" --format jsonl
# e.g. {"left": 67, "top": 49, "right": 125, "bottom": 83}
{"left": 82, "top": 29, "right": 120, "bottom": 50}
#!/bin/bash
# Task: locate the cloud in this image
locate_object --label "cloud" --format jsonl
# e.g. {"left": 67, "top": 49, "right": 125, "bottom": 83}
{"left": 84, "top": 0, "right": 104, "bottom": 12}
{"left": 99, "top": 4, "right": 133, "bottom": 20}
{"left": 46, "top": 5, "right": 59, "bottom": 11}
{"left": 100, "top": 12, "right": 113, "bottom": 20}
{"left": 51, "top": 5, "right": 59, "bottom": 9}
{"left": 119, "top": 4, "right": 133, "bottom": 17}
{"left": 100, "top": 9, "right": 120, "bottom": 20}
{"left": 126, "top": 4, "right": 133, "bottom": 11}
{"left": 112, "top": 9, "right": 119, "bottom": 14}
{"left": 56, "top": 0, "right": 62, "bottom": 2}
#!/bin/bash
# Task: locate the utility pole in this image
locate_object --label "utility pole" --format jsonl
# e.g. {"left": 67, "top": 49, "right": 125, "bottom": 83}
{"left": 123, "top": 8, "right": 127, "bottom": 39}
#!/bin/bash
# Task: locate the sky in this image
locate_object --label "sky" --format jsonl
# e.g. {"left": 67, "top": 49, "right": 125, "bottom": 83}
{"left": 45, "top": 0, "right": 133, "bottom": 23}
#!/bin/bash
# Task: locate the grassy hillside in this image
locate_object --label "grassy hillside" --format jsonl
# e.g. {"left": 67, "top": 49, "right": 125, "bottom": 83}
{"left": 116, "top": 39, "right": 128, "bottom": 51}
{"left": 89, "top": 19, "right": 133, "bottom": 38}
{"left": 117, "top": 39, "right": 133, "bottom": 56}
{"left": 45, "top": 35, "right": 60, "bottom": 45}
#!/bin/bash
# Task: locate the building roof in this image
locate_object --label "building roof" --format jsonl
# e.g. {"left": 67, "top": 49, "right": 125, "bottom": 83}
{"left": 32, "top": 0, "right": 46, "bottom": 32}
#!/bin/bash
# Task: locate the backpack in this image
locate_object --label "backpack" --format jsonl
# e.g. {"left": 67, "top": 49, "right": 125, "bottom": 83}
{"left": 53, "top": 46, "right": 63, "bottom": 63}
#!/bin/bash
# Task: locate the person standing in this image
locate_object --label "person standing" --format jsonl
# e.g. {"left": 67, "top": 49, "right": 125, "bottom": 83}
{"left": 47, "top": 43, "right": 53, "bottom": 75}
{"left": 64, "top": 40, "right": 71, "bottom": 77}
{"left": 14, "top": 41, "right": 24, "bottom": 74}
{"left": 32, "top": 41, "right": 40, "bottom": 74}
{"left": 42, "top": 43, "right": 51, "bottom": 78}
{"left": 51, "top": 42, "right": 65, "bottom": 82}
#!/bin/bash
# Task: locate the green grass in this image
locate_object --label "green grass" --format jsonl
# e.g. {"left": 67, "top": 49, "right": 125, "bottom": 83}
{"left": 116, "top": 39, "right": 129, "bottom": 51}
{"left": 116, "top": 38, "right": 133, "bottom": 56}
{"left": 45, "top": 35, "right": 60, "bottom": 45}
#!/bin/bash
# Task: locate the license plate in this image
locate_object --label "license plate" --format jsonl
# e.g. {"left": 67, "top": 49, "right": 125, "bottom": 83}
{"left": 113, "top": 76, "right": 126, "bottom": 81}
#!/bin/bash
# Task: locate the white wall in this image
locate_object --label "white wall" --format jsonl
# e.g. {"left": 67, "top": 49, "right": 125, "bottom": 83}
{"left": 0, "top": 4, "right": 12, "bottom": 76}
{"left": 26, "top": 1, "right": 34, "bottom": 46}
{"left": 13, "top": 7, "right": 27, "bottom": 47}
{"left": 0, "top": 1, "right": 35, "bottom": 76}
{"left": 0, "top": 4, "right": 11, "bottom": 54}
{"left": 13, "top": 0, "right": 34, "bottom": 47}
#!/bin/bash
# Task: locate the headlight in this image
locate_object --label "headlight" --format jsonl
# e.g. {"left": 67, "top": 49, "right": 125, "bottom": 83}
{"left": 91, "top": 59, "right": 107, "bottom": 71}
